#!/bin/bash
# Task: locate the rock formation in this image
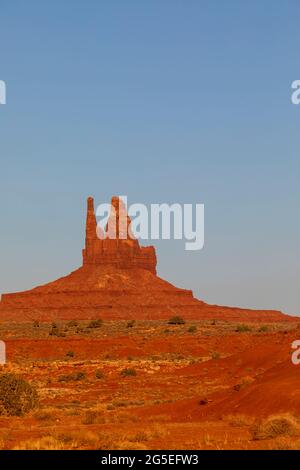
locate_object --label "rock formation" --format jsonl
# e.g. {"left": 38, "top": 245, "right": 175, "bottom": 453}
{"left": 0, "top": 196, "right": 295, "bottom": 322}
{"left": 82, "top": 196, "right": 156, "bottom": 273}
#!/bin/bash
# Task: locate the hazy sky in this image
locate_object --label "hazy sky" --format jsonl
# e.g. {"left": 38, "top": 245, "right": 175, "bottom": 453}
{"left": 0, "top": 1, "right": 299, "bottom": 315}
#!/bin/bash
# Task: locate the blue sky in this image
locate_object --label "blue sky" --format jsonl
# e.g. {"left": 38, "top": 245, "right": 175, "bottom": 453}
{"left": 0, "top": 0, "right": 299, "bottom": 315}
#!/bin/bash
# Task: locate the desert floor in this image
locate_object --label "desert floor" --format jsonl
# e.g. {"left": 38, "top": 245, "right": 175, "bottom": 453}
{"left": 1, "top": 319, "right": 300, "bottom": 450}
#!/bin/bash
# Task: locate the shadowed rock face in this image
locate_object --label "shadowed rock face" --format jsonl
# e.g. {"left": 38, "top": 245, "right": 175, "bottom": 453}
{"left": 0, "top": 197, "right": 296, "bottom": 322}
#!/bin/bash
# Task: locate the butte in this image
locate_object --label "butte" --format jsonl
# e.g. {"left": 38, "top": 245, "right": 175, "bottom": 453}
{"left": 0, "top": 196, "right": 295, "bottom": 323}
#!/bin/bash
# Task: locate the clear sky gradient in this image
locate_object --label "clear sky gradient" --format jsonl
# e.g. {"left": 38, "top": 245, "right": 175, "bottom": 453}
{"left": 0, "top": 1, "right": 299, "bottom": 315}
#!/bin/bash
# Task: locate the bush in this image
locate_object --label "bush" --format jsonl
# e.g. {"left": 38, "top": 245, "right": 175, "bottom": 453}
{"left": 211, "top": 351, "right": 220, "bottom": 360}
{"left": 58, "top": 372, "right": 86, "bottom": 382}
{"left": 95, "top": 370, "right": 104, "bottom": 380}
{"left": 235, "top": 324, "right": 251, "bottom": 333}
{"left": 252, "top": 414, "right": 300, "bottom": 440}
{"left": 188, "top": 325, "right": 197, "bottom": 333}
{"left": 66, "top": 351, "right": 74, "bottom": 358}
{"left": 82, "top": 410, "right": 100, "bottom": 425}
{"left": 87, "top": 319, "right": 103, "bottom": 329}
{"left": 0, "top": 373, "right": 38, "bottom": 416}
{"left": 126, "top": 320, "right": 135, "bottom": 328}
{"left": 168, "top": 316, "right": 185, "bottom": 325}
{"left": 259, "top": 325, "right": 269, "bottom": 333}
{"left": 199, "top": 398, "right": 208, "bottom": 405}
{"left": 120, "top": 368, "right": 137, "bottom": 377}
{"left": 33, "top": 320, "right": 40, "bottom": 328}
{"left": 67, "top": 320, "right": 78, "bottom": 327}
{"left": 49, "top": 326, "right": 66, "bottom": 337}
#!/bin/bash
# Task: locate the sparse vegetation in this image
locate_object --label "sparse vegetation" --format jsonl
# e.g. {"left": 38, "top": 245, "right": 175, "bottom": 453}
{"left": 259, "top": 325, "right": 269, "bottom": 333}
{"left": 168, "top": 316, "right": 185, "bottom": 325}
{"left": 199, "top": 398, "right": 208, "bottom": 405}
{"left": 188, "top": 325, "right": 197, "bottom": 333}
{"left": 0, "top": 373, "right": 38, "bottom": 416}
{"left": 82, "top": 410, "right": 101, "bottom": 425}
{"left": 120, "top": 368, "right": 137, "bottom": 377}
{"left": 88, "top": 319, "right": 103, "bottom": 329}
{"left": 49, "top": 323, "right": 66, "bottom": 337}
{"left": 252, "top": 414, "right": 300, "bottom": 440}
{"left": 0, "top": 319, "right": 298, "bottom": 450}
{"left": 211, "top": 351, "right": 220, "bottom": 360}
{"left": 66, "top": 350, "right": 74, "bottom": 358}
{"left": 58, "top": 372, "right": 86, "bottom": 382}
{"left": 126, "top": 320, "right": 135, "bottom": 328}
{"left": 95, "top": 370, "right": 104, "bottom": 380}
{"left": 235, "top": 324, "right": 251, "bottom": 333}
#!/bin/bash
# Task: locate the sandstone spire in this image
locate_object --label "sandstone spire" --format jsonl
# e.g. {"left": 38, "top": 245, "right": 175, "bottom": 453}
{"left": 82, "top": 196, "right": 157, "bottom": 273}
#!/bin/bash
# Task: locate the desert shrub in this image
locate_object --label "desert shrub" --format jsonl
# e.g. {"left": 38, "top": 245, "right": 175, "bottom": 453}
{"left": 34, "top": 409, "right": 56, "bottom": 421}
{"left": 252, "top": 414, "right": 300, "bottom": 440}
{"left": 66, "top": 351, "right": 74, "bottom": 358}
{"left": 49, "top": 323, "right": 66, "bottom": 337}
{"left": 259, "top": 325, "right": 269, "bottom": 333}
{"left": 13, "top": 436, "right": 65, "bottom": 450}
{"left": 223, "top": 414, "right": 254, "bottom": 427}
{"left": 0, "top": 373, "right": 38, "bottom": 416}
{"left": 211, "top": 351, "right": 220, "bottom": 360}
{"left": 235, "top": 324, "right": 251, "bottom": 333}
{"left": 120, "top": 368, "right": 137, "bottom": 377}
{"left": 49, "top": 328, "right": 66, "bottom": 337}
{"left": 268, "top": 436, "right": 300, "bottom": 450}
{"left": 188, "top": 325, "right": 197, "bottom": 333}
{"left": 95, "top": 370, "right": 104, "bottom": 380}
{"left": 58, "top": 372, "right": 86, "bottom": 382}
{"left": 88, "top": 319, "right": 103, "bottom": 329}
{"left": 233, "top": 376, "right": 255, "bottom": 392}
{"left": 67, "top": 320, "right": 78, "bottom": 327}
{"left": 33, "top": 320, "right": 40, "bottom": 328}
{"left": 126, "top": 320, "right": 135, "bottom": 328}
{"left": 199, "top": 398, "right": 208, "bottom": 405}
{"left": 168, "top": 316, "right": 185, "bottom": 325}
{"left": 82, "top": 410, "right": 100, "bottom": 425}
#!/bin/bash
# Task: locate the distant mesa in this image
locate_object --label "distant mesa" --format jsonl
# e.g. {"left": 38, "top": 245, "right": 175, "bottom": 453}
{"left": 0, "top": 196, "right": 295, "bottom": 322}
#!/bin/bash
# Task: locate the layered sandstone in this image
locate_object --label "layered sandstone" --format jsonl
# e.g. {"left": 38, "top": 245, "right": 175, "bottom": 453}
{"left": 82, "top": 196, "right": 156, "bottom": 273}
{"left": 0, "top": 196, "right": 295, "bottom": 322}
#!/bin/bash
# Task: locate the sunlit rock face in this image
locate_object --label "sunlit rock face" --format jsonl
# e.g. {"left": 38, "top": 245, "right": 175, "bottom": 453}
{"left": 0, "top": 197, "right": 294, "bottom": 323}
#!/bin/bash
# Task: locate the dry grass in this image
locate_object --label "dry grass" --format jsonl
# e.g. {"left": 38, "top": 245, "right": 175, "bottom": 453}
{"left": 268, "top": 436, "right": 300, "bottom": 450}
{"left": 222, "top": 414, "right": 255, "bottom": 427}
{"left": 33, "top": 408, "right": 57, "bottom": 422}
{"left": 252, "top": 414, "right": 300, "bottom": 440}
{"left": 13, "top": 436, "right": 65, "bottom": 450}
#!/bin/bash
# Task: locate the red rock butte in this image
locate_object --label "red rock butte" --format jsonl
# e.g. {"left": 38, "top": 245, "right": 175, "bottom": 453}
{"left": 0, "top": 196, "right": 295, "bottom": 322}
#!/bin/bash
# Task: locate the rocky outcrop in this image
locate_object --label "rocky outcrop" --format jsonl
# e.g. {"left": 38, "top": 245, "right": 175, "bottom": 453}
{"left": 0, "top": 196, "right": 296, "bottom": 322}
